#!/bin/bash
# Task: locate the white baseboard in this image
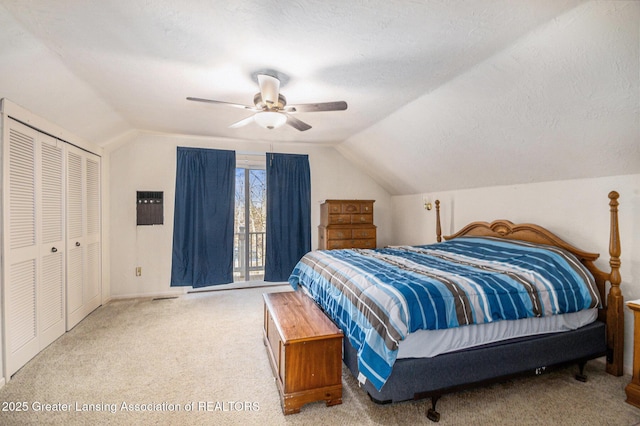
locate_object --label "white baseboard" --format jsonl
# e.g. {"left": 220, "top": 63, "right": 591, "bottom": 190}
{"left": 108, "top": 289, "right": 186, "bottom": 301}
{"left": 108, "top": 282, "right": 289, "bottom": 301}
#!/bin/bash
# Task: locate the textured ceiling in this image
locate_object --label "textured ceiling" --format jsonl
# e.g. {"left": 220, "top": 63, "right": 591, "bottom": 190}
{"left": 0, "top": 0, "right": 638, "bottom": 194}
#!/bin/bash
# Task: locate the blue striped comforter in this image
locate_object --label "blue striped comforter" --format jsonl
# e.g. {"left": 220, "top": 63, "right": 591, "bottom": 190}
{"left": 288, "top": 237, "right": 599, "bottom": 390}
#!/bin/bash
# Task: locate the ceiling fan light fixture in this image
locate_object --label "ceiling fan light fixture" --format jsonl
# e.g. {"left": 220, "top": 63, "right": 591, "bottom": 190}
{"left": 254, "top": 111, "right": 286, "bottom": 130}
{"left": 257, "top": 74, "right": 280, "bottom": 106}
{"left": 188, "top": 72, "right": 346, "bottom": 132}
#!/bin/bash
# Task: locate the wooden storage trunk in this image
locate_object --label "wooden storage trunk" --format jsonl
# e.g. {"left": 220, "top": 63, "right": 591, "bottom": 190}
{"left": 263, "top": 291, "right": 343, "bottom": 414}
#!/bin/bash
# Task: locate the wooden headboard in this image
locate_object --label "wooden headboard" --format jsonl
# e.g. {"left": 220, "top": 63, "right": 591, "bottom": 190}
{"left": 434, "top": 192, "right": 623, "bottom": 377}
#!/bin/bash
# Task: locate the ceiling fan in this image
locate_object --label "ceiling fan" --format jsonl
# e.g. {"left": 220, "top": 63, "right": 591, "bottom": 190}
{"left": 187, "top": 74, "right": 347, "bottom": 131}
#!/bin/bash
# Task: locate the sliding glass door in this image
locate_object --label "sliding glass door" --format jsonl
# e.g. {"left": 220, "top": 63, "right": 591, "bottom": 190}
{"left": 234, "top": 167, "right": 267, "bottom": 282}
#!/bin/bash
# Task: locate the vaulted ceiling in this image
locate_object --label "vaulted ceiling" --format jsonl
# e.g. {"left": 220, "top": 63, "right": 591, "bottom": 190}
{"left": 1, "top": 1, "right": 638, "bottom": 195}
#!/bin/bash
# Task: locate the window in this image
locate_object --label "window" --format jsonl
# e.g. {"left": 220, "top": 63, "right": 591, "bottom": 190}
{"left": 234, "top": 157, "right": 266, "bottom": 282}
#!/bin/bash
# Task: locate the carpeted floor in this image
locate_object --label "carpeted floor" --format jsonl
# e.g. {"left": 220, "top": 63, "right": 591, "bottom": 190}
{"left": 0, "top": 285, "right": 639, "bottom": 425}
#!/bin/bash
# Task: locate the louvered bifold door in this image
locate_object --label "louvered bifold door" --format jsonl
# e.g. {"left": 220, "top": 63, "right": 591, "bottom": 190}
{"left": 66, "top": 145, "right": 101, "bottom": 330}
{"left": 38, "top": 133, "right": 66, "bottom": 349}
{"left": 84, "top": 154, "right": 101, "bottom": 317}
{"left": 3, "top": 121, "right": 39, "bottom": 376}
{"left": 66, "top": 147, "right": 85, "bottom": 330}
{"left": 3, "top": 119, "right": 66, "bottom": 377}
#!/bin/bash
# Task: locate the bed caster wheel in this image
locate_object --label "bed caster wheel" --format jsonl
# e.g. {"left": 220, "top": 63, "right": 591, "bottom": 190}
{"left": 427, "top": 408, "right": 440, "bottom": 422}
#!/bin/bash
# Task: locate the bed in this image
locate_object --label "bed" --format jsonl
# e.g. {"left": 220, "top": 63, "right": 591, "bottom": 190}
{"left": 288, "top": 191, "right": 623, "bottom": 421}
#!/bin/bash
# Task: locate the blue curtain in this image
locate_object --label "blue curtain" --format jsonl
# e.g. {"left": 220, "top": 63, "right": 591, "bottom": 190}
{"left": 171, "top": 147, "right": 235, "bottom": 288}
{"left": 264, "top": 153, "right": 311, "bottom": 281}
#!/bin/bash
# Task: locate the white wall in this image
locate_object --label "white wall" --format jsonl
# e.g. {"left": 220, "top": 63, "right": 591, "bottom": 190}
{"left": 107, "top": 132, "right": 392, "bottom": 298}
{"left": 391, "top": 174, "right": 640, "bottom": 374}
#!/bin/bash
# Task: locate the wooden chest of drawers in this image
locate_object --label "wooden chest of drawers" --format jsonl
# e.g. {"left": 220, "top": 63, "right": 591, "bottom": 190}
{"left": 263, "top": 291, "right": 343, "bottom": 414}
{"left": 318, "top": 199, "right": 376, "bottom": 250}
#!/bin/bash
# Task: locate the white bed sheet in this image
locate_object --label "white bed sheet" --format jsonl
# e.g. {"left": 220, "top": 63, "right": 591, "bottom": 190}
{"left": 397, "top": 308, "right": 598, "bottom": 359}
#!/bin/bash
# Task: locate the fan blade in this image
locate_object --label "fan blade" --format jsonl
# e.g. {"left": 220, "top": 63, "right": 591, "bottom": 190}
{"left": 284, "top": 114, "right": 312, "bottom": 131}
{"left": 229, "top": 115, "right": 255, "bottom": 129}
{"left": 285, "top": 101, "right": 347, "bottom": 113}
{"left": 186, "top": 97, "right": 258, "bottom": 111}
{"left": 257, "top": 74, "right": 280, "bottom": 107}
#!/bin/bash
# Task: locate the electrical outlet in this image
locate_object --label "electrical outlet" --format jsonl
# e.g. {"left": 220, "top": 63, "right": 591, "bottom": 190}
{"left": 136, "top": 266, "right": 142, "bottom": 277}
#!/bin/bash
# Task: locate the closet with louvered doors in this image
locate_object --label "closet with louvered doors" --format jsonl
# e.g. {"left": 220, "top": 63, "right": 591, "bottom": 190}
{"left": 65, "top": 144, "right": 101, "bottom": 330}
{"left": 2, "top": 119, "right": 66, "bottom": 377}
{"left": 2, "top": 105, "right": 103, "bottom": 379}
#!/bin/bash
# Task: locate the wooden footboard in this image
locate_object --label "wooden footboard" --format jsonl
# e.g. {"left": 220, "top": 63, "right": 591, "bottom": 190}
{"left": 435, "top": 191, "right": 624, "bottom": 376}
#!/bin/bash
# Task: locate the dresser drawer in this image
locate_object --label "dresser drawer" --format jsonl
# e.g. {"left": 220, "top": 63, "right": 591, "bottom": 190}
{"left": 352, "top": 214, "right": 373, "bottom": 224}
{"left": 352, "top": 239, "right": 376, "bottom": 249}
{"left": 327, "top": 238, "right": 375, "bottom": 250}
{"left": 328, "top": 214, "right": 351, "bottom": 225}
{"left": 326, "top": 202, "right": 342, "bottom": 214}
{"left": 326, "top": 239, "right": 353, "bottom": 249}
{"left": 359, "top": 202, "right": 374, "bottom": 214}
{"left": 327, "top": 229, "right": 352, "bottom": 240}
{"left": 341, "top": 202, "right": 360, "bottom": 213}
{"left": 352, "top": 227, "right": 376, "bottom": 239}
